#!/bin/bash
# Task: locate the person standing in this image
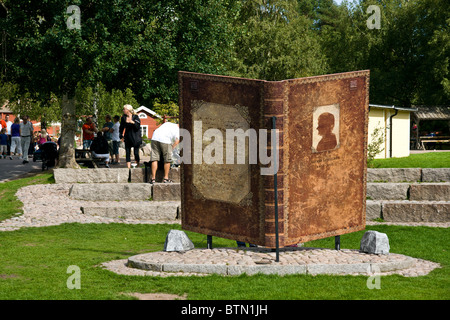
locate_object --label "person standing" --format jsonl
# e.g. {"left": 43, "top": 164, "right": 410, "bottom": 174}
{"left": 4, "top": 115, "right": 12, "bottom": 156}
{"left": 20, "top": 115, "right": 34, "bottom": 164}
{"left": 149, "top": 121, "right": 180, "bottom": 183}
{"left": 0, "top": 116, "right": 6, "bottom": 131}
{"left": 111, "top": 115, "right": 121, "bottom": 165}
{"left": 82, "top": 117, "right": 97, "bottom": 150}
{"left": 9, "top": 117, "right": 21, "bottom": 160}
{"left": 0, "top": 128, "right": 7, "bottom": 158}
{"left": 101, "top": 114, "right": 114, "bottom": 158}
{"left": 119, "top": 104, "right": 142, "bottom": 169}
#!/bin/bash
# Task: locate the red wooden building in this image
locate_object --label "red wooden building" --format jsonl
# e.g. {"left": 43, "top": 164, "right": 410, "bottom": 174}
{"left": 135, "top": 106, "right": 162, "bottom": 139}
{"left": 1, "top": 102, "right": 61, "bottom": 138}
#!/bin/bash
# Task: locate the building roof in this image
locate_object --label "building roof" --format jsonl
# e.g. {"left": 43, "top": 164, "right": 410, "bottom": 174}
{"left": 136, "top": 106, "right": 162, "bottom": 119}
{"left": 369, "top": 104, "right": 418, "bottom": 112}
{"left": 0, "top": 103, "right": 12, "bottom": 114}
{"left": 412, "top": 106, "right": 450, "bottom": 121}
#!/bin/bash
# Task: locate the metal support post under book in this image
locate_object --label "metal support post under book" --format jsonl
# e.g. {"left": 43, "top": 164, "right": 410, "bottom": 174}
{"left": 272, "top": 116, "right": 280, "bottom": 262}
{"left": 335, "top": 235, "right": 340, "bottom": 250}
{"left": 207, "top": 235, "right": 213, "bottom": 249}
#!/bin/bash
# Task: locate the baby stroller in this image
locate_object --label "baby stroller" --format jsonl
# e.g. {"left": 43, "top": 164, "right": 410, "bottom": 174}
{"left": 40, "top": 141, "right": 58, "bottom": 171}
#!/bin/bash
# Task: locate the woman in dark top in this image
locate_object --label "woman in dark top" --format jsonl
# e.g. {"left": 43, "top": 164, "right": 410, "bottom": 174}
{"left": 119, "top": 104, "right": 142, "bottom": 169}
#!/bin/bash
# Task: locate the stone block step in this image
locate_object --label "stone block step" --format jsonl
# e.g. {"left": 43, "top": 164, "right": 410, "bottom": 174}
{"left": 367, "top": 168, "right": 422, "bottom": 182}
{"left": 367, "top": 182, "right": 450, "bottom": 201}
{"left": 409, "top": 183, "right": 450, "bottom": 201}
{"left": 422, "top": 168, "right": 450, "bottom": 182}
{"left": 366, "top": 200, "right": 450, "bottom": 222}
{"left": 80, "top": 201, "right": 181, "bottom": 220}
{"left": 54, "top": 167, "right": 180, "bottom": 184}
{"left": 366, "top": 183, "right": 410, "bottom": 200}
{"left": 69, "top": 183, "right": 153, "bottom": 201}
{"left": 68, "top": 182, "right": 181, "bottom": 201}
{"left": 367, "top": 168, "right": 450, "bottom": 183}
{"left": 152, "top": 183, "right": 181, "bottom": 201}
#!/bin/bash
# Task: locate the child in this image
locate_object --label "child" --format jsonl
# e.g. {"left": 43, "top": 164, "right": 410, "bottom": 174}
{"left": 0, "top": 128, "right": 7, "bottom": 159}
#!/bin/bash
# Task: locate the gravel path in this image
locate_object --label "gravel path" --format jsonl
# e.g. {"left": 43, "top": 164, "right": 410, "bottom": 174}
{"left": 0, "top": 184, "right": 445, "bottom": 277}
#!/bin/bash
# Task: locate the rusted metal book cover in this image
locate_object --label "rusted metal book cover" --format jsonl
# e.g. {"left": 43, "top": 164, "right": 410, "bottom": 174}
{"left": 178, "top": 70, "right": 369, "bottom": 248}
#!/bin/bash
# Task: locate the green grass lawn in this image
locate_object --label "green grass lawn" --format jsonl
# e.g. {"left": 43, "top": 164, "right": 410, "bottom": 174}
{"left": 370, "top": 151, "right": 450, "bottom": 168}
{"left": 0, "top": 173, "right": 449, "bottom": 300}
{"left": 0, "top": 222, "right": 448, "bottom": 300}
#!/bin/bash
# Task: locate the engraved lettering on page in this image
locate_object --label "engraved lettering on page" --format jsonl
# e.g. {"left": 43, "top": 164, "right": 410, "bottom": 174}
{"left": 191, "top": 101, "right": 251, "bottom": 204}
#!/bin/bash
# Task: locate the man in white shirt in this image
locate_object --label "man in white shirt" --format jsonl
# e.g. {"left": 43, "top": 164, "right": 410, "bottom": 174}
{"left": 5, "top": 115, "right": 12, "bottom": 156}
{"left": 20, "top": 116, "right": 34, "bottom": 164}
{"left": 149, "top": 121, "right": 179, "bottom": 183}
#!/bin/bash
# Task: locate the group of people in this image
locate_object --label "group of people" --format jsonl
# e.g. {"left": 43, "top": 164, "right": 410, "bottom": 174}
{"left": 82, "top": 104, "right": 180, "bottom": 183}
{"left": 81, "top": 104, "right": 143, "bottom": 169}
{"left": 1, "top": 104, "right": 181, "bottom": 184}
{"left": 0, "top": 115, "right": 52, "bottom": 164}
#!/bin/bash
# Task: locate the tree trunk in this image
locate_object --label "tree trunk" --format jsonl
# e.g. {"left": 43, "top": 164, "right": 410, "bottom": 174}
{"left": 58, "top": 94, "right": 79, "bottom": 168}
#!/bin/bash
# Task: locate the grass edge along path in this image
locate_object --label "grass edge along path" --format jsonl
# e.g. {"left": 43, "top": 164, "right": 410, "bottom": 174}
{"left": 370, "top": 151, "right": 450, "bottom": 168}
{"left": 0, "top": 173, "right": 55, "bottom": 222}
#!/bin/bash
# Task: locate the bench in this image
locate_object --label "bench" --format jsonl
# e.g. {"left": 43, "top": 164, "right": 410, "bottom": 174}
{"left": 75, "top": 149, "right": 107, "bottom": 168}
{"left": 419, "top": 137, "right": 450, "bottom": 150}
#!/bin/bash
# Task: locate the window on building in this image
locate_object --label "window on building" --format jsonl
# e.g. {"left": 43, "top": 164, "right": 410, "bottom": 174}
{"left": 140, "top": 125, "right": 148, "bottom": 138}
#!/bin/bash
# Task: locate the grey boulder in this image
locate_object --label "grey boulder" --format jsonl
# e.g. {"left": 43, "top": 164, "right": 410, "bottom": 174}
{"left": 164, "top": 230, "right": 195, "bottom": 252}
{"left": 360, "top": 230, "right": 390, "bottom": 255}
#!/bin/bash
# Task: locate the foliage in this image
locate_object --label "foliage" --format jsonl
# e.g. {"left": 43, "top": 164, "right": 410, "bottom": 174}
{"left": 1, "top": 0, "right": 448, "bottom": 109}
{"left": 321, "top": 0, "right": 450, "bottom": 106}
{"left": 367, "top": 125, "right": 386, "bottom": 167}
{"left": 74, "top": 82, "right": 139, "bottom": 126}
{"left": 151, "top": 99, "right": 179, "bottom": 124}
{"left": 231, "top": 0, "right": 328, "bottom": 80}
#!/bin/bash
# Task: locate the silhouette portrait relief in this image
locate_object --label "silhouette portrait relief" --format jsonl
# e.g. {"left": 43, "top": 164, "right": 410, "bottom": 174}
{"left": 316, "top": 112, "right": 337, "bottom": 151}
{"left": 312, "top": 104, "right": 340, "bottom": 153}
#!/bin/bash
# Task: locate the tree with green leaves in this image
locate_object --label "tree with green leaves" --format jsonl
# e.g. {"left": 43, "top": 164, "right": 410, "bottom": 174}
{"left": 1, "top": 0, "right": 237, "bottom": 167}
{"left": 231, "top": 0, "right": 328, "bottom": 81}
{"left": 319, "top": 0, "right": 449, "bottom": 106}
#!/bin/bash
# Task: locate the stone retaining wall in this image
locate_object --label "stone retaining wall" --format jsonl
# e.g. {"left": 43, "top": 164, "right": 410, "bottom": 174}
{"left": 54, "top": 167, "right": 180, "bottom": 184}
{"left": 367, "top": 168, "right": 450, "bottom": 182}
{"left": 55, "top": 167, "right": 449, "bottom": 223}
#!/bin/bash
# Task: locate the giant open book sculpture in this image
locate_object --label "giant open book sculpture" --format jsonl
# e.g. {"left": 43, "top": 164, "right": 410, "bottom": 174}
{"left": 178, "top": 70, "right": 370, "bottom": 248}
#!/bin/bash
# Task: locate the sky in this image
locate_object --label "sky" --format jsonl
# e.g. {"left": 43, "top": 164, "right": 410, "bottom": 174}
{"left": 334, "top": 0, "right": 359, "bottom": 5}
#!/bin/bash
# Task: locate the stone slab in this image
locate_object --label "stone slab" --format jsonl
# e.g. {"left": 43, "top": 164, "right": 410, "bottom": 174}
{"left": 409, "top": 183, "right": 450, "bottom": 201}
{"left": 367, "top": 183, "right": 410, "bottom": 200}
{"left": 367, "top": 168, "right": 422, "bottom": 182}
{"left": 69, "top": 183, "right": 153, "bottom": 201}
{"left": 54, "top": 168, "right": 130, "bottom": 183}
{"left": 152, "top": 183, "right": 181, "bottom": 201}
{"left": 366, "top": 200, "right": 382, "bottom": 220}
{"left": 155, "top": 167, "right": 180, "bottom": 183}
{"left": 382, "top": 201, "right": 450, "bottom": 222}
{"left": 163, "top": 263, "right": 228, "bottom": 275}
{"left": 80, "top": 201, "right": 181, "bottom": 220}
{"left": 421, "top": 168, "right": 450, "bottom": 182}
